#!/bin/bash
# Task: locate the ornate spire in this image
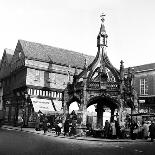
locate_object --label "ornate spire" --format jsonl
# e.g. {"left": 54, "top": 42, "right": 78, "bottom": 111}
{"left": 97, "top": 13, "right": 108, "bottom": 48}
{"left": 73, "top": 67, "right": 78, "bottom": 84}
{"left": 100, "top": 13, "right": 106, "bottom": 35}
{"left": 120, "top": 60, "right": 124, "bottom": 81}
{"left": 84, "top": 58, "right": 87, "bottom": 69}
{"left": 67, "top": 65, "right": 71, "bottom": 83}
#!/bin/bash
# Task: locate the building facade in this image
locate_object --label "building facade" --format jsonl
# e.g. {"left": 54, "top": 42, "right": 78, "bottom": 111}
{"left": 132, "top": 63, "right": 155, "bottom": 113}
{"left": 0, "top": 40, "right": 94, "bottom": 126}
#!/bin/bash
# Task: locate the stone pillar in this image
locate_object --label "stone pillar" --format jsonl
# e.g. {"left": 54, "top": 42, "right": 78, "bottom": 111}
{"left": 118, "top": 97, "right": 123, "bottom": 124}
{"left": 110, "top": 108, "right": 115, "bottom": 122}
{"left": 63, "top": 102, "right": 69, "bottom": 124}
{"left": 96, "top": 103, "right": 104, "bottom": 129}
{"left": 79, "top": 102, "right": 87, "bottom": 127}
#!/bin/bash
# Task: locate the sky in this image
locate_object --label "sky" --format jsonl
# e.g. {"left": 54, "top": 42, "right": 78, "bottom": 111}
{"left": 0, "top": 0, "right": 155, "bottom": 69}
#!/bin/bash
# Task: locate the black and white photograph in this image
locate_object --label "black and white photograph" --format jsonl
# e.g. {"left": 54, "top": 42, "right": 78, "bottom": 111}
{"left": 0, "top": 0, "right": 155, "bottom": 155}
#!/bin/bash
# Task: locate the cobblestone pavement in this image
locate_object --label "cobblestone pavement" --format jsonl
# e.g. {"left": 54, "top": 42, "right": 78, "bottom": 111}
{"left": 1, "top": 125, "right": 149, "bottom": 142}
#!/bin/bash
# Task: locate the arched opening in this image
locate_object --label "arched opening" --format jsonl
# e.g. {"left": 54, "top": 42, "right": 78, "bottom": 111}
{"left": 65, "top": 96, "right": 81, "bottom": 115}
{"left": 86, "top": 96, "right": 119, "bottom": 129}
{"left": 69, "top": 101, "right": 79, "bottom": 114}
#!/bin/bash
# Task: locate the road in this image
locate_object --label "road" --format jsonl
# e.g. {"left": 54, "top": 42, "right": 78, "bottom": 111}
{"left": 0, "top": 128, "right": 155, "bottom": 155}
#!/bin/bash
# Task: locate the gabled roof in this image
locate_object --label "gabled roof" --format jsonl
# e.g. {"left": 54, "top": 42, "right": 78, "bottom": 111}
{"left": 0, "top": 49, "right": 14, "bottom": 80}
{"left": 4, "top": 48, "right": 14, "bottom": 64}
{"left": 133, "top": 63, "right": 155, "bottom": 72}
{"left": 19, "top": 40, "right": 94, "bottom": 69}
{"left": 125, "top": 63, "right": 155, "bottom": 73}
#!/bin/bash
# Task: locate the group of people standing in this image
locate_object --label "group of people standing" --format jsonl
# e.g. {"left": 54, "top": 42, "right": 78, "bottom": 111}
{"left": 34, "top": 110, "right": 78, "bottom": 137}
{"left": 104, "top": 120, "right": 120, "bottom": 139}
{"left": 34, "top": 110, "right": 155, "bottom": 142}
{"left": 104, "top": 119, "right": 155, "bottom": 141}
{"left": 142, "top": 120, "right": 155, "bottom": 142}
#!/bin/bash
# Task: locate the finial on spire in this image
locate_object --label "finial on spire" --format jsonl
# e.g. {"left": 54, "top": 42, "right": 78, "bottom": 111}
{"left": 100, "top": 13, "right": 106, "bottom": 23}
{"left": 97, "top": 13, "right": 108, "bottom": 48}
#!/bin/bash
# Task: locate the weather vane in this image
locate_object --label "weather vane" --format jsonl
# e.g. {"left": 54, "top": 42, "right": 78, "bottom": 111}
{"left": 100, "top": 13, "right": 106, "bottom": 23}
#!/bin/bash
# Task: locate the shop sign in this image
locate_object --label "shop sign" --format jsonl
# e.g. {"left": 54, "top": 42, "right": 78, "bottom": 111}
{"left": 31, "top": 98, "right": 55, "bottom": 112}
{"left": 139, "top": 100, "right": 145, "bottom": 103}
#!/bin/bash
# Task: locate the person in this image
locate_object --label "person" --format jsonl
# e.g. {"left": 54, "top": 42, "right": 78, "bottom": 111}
{"left": 149, "top": 120, "right": 155, "bottom": 142}
{"left": 64, "top": 119, "right": 70, "bottom": 136}
{"left": 111, "top": 121, "right": 116, "bottom": 139}
{"left": 104, "top": 120, "right": 110, "bottom": 138}
{"left": 69, "top": 119, "right": 76, "bottom": 136}
{"left": 143, "top": 121, "right": 149, "bottom": 139}
{"left": 18, "top": 115, "right": 24, "bottom": 131}
{"left": 43, "top": 116, "right": 48, "bottom": 134}
{"left": 35, "top": 115, "right": 41, "bottom": 131}
{"left": 130, "top": 120, "right": 138, "bottom": 140}
{"left": 115, "top": 120, "right": 120, "bottom": 139}
{"left": 55, "top": 121, "right": 62, "bottom": 136}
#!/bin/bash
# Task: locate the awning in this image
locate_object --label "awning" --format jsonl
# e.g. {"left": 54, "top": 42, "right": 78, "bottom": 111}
{"left": 52, "top": 100, "right": 62, "bottom": 111}
{"left": 31, "top": 98, "right": 55, "bottom": 113}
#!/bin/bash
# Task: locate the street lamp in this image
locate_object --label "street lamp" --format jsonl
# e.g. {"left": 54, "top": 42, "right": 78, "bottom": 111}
{"left": 23, "top": 92, "right": 33, "bottom": 127}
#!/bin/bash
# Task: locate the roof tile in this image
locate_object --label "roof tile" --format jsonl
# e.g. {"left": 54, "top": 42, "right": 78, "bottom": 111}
{"left": 19, "top": 40, "right": 94, "bottom": 69}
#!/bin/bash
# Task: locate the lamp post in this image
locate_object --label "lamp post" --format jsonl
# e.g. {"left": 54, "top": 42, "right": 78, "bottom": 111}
{"left": 23, "top": 92, "right": 33, "bottom": 127}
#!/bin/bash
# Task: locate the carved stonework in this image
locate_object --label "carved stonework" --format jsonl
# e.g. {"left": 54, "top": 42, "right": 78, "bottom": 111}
{"left": 63, "top": 15, "right": 136, "bottom": 129}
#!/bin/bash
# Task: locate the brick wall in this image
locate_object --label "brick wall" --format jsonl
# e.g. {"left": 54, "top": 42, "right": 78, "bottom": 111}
{"left": 134, "top": 70, "right": 155, "bottom": 96}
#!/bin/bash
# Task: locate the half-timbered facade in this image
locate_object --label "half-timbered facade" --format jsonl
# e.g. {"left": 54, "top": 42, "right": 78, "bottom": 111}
{"left": 0, "top": 40, "right": 94, "bottom": 126}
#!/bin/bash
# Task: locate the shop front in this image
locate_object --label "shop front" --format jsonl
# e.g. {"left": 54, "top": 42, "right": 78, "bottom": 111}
{"left": 28, "top": 97, "right": 62, "bottom": 128}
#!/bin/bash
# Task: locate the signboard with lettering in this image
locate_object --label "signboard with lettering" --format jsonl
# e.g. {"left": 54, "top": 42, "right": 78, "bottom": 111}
{"left": 31, "top": 98, "right": 55, "bottom": 112}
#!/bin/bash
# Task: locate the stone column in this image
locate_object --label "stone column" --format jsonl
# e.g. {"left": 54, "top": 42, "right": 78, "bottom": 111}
{"left": 118, "top": 96, "right": 123, "bottom": 124}
{"left": 96, "top": 103, "right": 104, "bottom": 129}
{"left": 62, "top": 102, "right": 69, "bottom": 124}
{"left": 110, "top": 108, "right": 115, "bottom": 122}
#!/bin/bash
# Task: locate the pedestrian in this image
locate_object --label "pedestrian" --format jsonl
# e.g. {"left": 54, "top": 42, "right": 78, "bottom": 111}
{"left": 69, "top": 119, "right": 76, "bottom": 136}
{"left": 115, "top": 120, "right": 120, "bottom": 139}
{"left": 130, "top": 120, "right": 138, "bottom": 140}
{"left": 64, "top": 119, "right": 70, "bottom": 136}
{"left": 43, "top": 116, "right": 48, "bottom": 134}
{"left": 143, "top": 121, "right": 149, "bottom": 139}
{"left": 35, "top": 115, "right": 41, "bottom": 131}
{"left": 104, "top": 120, "right": 110, "bottom": 138}
{"left": 18, "top": 115, "right": 24, "bottom": 131}
{"left": 55, "top": 121, "right": 62, "bottom": 136}
{"left": 111, "top": 121, "right": 116, "bottom": 139}
{"left": 149, "top": 120, "right": 155, "bottom": 142}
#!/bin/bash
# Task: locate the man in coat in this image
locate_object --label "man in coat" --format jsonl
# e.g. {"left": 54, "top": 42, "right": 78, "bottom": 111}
{"left": 104, "top": 120, "right": 111, "bottom": 138}
{"left": 149, "top": 120, "right": 155, "bottom": 142}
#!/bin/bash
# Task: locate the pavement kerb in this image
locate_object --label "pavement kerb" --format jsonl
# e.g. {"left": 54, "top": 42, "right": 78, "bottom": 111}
{"left": 1, "top": 125, "right": 147, "bottom": 143}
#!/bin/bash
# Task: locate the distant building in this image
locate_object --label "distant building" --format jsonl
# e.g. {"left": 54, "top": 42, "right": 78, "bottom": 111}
{"left": 132, "top": 63, "right": 155, "bottom": 113}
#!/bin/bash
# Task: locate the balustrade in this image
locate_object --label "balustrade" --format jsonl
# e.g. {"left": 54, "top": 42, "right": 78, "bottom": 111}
{"left": 88, "top": 81, "right": 119, "bottom": 91}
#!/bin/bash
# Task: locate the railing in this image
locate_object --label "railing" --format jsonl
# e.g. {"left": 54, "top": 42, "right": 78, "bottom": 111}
{"left": 88, "top": 82, "right": 100, "bottom": 89}
{"left": 88, "top": 81, "right": 119, "bottom": 91}
{"left": 107, "top": 82, "right": 119, "bottom": 91}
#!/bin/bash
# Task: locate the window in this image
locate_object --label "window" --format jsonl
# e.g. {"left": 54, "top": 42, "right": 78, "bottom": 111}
{"left": 49, "top": 73, "right": 56, "bottom": 84}
{"left": 34, "top": 70, "right": 40, "bottom": 81}
{"left": 140, "top": 78, "right": 148, "bottom": 95}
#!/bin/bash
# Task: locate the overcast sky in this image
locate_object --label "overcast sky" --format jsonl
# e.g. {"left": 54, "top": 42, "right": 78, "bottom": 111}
{"left": 0, "top": 0, "right": 155, "bottom": 69}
